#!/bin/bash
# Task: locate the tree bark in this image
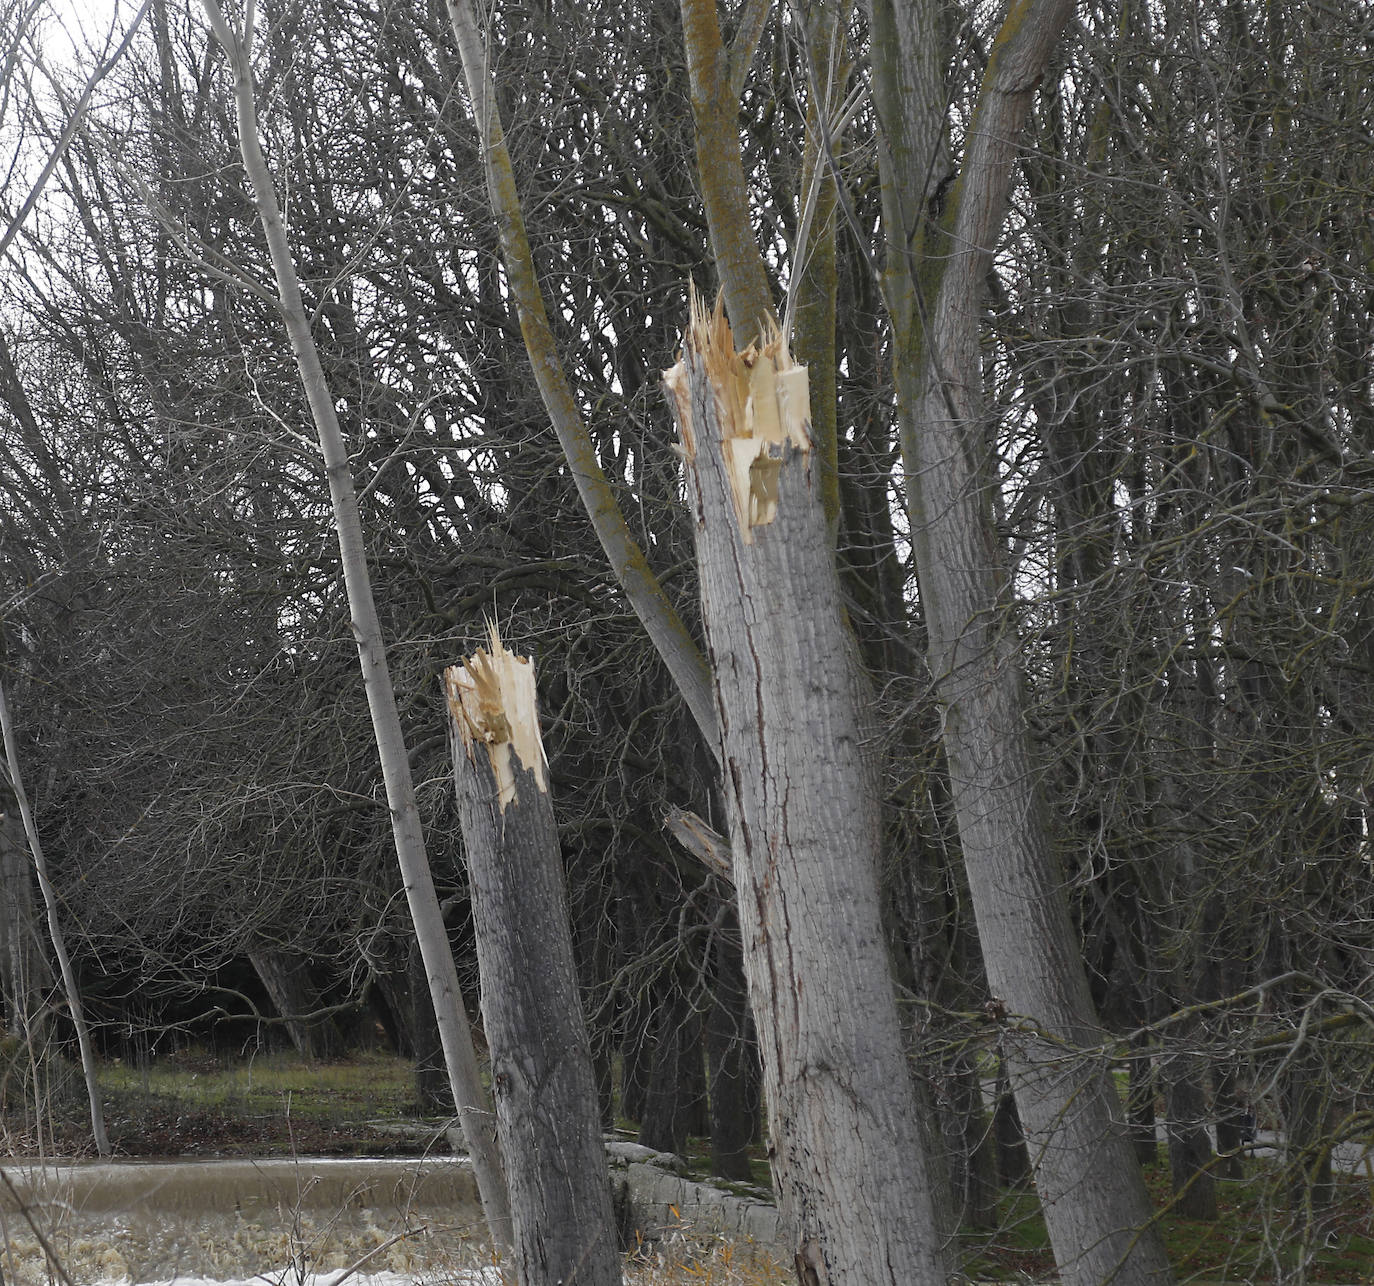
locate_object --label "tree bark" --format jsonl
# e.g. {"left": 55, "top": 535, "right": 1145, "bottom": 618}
{"left": 1211, "top": 1064, "right": 1245, "bottom": 1180}
{"left": 788, "top": 0, "right": 847, "bottom": 536}
{"left": 678, "top": 0, "right": 777, "bottom": 344}
{"left": 637, "top": 985, "right": 698, "bottom": 1157}
{"left": 199, "top": 0, "right": 511, "bottom": 1247}
{"left": 992, "top": 1064, "right": 1031, "bottom": 1188}
{"left": 446, "top": 633, "right": 620, "bottom": 1286}
{"left": 246, "top": 945, "right": 343, "bottom": 1062}
{"left": 408, "top": 938, "right": 453, "bottom": 1114}
{"left": 1282, "top": 1025, "right": 1335, "bottom": 1220}
{"left": 1128, "top": 1038, "right": 1160, "bottom": 1168}
{"left": 1162, "top": 1037, "right": 1218, "bottom": 1221}
{"left": 664, "top": 296, "right": 949, "bottom": 1286}
{"left": 0, "top": 679, "right": 109, "bottom": 1156}
{"left": 906, "top": 291, "right": 1174, "bottom": 1286}
{"left": 948, "top": 1055, "right": 998, "bottom": 1230}
{"left": 867, "top": 0, "right": 1175, "bottom": 1280}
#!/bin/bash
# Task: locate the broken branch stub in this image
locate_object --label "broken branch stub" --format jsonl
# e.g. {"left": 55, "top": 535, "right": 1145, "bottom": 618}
{"left": 664, "top": 290, "right": 812, "bottom": 542}
{"left": 444, "top": 623, "right": 548, "bottom": 812}
{"left": 662, "top": 805, "right": 733, "bottom": 883}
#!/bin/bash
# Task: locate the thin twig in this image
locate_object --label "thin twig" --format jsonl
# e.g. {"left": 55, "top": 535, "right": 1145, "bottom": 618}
{"left": 0, "top": 1168, "right": 76, "bottom": 1286}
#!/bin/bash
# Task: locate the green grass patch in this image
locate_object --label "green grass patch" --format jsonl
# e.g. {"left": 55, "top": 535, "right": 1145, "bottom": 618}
{"left": 101, "top": 1047, "right": 414, "bottom": 1120}
{"left": 1148, "top": 1163, "right": 1374, "bottom": 1283}
{"left": 77, "top": 1047, "right": 434, "bottom": 1157}
{"left": 962, "top": 1158, "right": 1374, "bottom": 1282}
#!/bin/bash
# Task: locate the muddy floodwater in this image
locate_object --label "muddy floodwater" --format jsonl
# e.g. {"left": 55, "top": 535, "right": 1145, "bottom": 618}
{"left": 0, "top": 1156, "right": 493, "bottom": 1285}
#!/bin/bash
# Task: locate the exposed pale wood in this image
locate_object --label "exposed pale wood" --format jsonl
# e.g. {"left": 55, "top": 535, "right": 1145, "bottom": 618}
{"left": 664, "top": 292, "right": 948, "bottom": 1286}
{"left": 448, "top": 623, "right": 548, "bottom": 812}
{"left": 445, "top": 634, "right": 621, "bottom": 1286}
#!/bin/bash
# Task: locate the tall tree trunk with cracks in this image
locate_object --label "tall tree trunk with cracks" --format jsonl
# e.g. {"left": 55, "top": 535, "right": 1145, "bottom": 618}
{"left": 198, "top": 0, "right": 512, "bottom": 1248}
{"left": 446, "top": 633, "right": 620, "bottom": 1286}
{"left": 664, "top": 295, "right": 949, "bottom": 1286}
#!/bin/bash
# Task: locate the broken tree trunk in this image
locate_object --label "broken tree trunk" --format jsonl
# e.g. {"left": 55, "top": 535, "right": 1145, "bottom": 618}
{"left": 663, "top": 295, "right": 949, "bottom": 1286}
{"left": 446, "top": 632, "right": 620, "bottom": 1286}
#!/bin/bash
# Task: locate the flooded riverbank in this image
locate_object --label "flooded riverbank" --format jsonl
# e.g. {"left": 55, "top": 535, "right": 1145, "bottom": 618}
{"left": 0, "top": 1156, "right": 490, "bottom": 1284}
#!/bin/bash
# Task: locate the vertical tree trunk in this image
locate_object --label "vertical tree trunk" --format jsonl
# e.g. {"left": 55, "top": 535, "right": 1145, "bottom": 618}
{"left": 0, "top": 797, "right": 49, "bottom": 1041}
{"left": 0, "top": 680, "right": 109, "bottom": 1156}
{"left": 867, "top": 0, "right": 1175, "bottom": 1279}
{"left": 1162, "top": 1039, "right": 1218, "bottom": 1221}
{"left": 678, "top": 0, "right": 776, "bottom": 344}
{"left": 992, "top": 1064, "right": 1031, "bottom": 1188}
{"left": 246, "top": 945, "right": 342, "bottom": 1062}
{"left": 366, "top": 940, "right": 452, "bottom": 1111}
{"left": 1282, "top": 1033, "right": 1335, "bottom": 1220}
{"left": 948, "top": 1056, "right": 999, "bottom": 1230}
{"left": 1128, "top": 1037, "right": 1160, "bottom": 1168}
{"left": 706, "top": 929, "right": 758, "bottom": 1182}
{"left": 637, "top": 987, "right": 699, "bottom": 1157}
{"left": 446, "top": 633, "right": 620, "bottom": 1286}
{"left": 198, "top": 0, "right": 511, "bottom": 1245}
{"left": 664, "top": 297, "right": 949, "bottom": 1286}
{"left": 620, "top": 1019, "right": 649, "bottom": 1128}
{"left": 1211, "top": 1064, "right": 1245, "bottom": 1180}
{"left": 408, "top": 938, "right": 454, "bottom": 1114}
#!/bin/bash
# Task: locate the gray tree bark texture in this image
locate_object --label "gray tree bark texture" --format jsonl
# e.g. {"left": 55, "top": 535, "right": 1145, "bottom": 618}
{"left": 908, "top": 367, "right": 1173, "bottom": 1286}
{"left": 199, "top": 0, "right": 512, "bottom": 1246}
{"left": 866, "top": 0, "right": 1176, "bottom": 1279}
{"left": 663, "top": 296, "right": 949, "bottom": 1286}
{"left": 446, "top": 635, "right": 621, "bottom": 1286}
{"left": 246, "top": 945, "right": 342, "bottom": 1062}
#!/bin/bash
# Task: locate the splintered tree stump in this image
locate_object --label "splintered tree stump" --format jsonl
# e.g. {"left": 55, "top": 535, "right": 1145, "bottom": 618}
{"left": 446, "top": 630, "right": 619, "bottom": 1286}
{"left": 662, "top": 293, "right": 948, "bottom": 1286}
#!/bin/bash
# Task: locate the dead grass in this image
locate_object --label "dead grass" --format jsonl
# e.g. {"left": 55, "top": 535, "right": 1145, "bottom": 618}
{"left": 625, "top": 1226, "right": 791, "bottom": 1286}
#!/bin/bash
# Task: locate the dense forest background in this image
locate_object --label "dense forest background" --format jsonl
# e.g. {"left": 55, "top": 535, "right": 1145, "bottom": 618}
{"left": 1, "top": 0, "right": 1371, "bottom": 1280}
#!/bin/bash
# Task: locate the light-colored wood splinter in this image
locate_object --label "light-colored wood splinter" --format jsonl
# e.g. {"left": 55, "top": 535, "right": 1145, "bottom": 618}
{"left": 664, "top": 287, "right": 812, "bottom": 542}
{"left": 445, "top": 623, "right": 548, "bottom": 810}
